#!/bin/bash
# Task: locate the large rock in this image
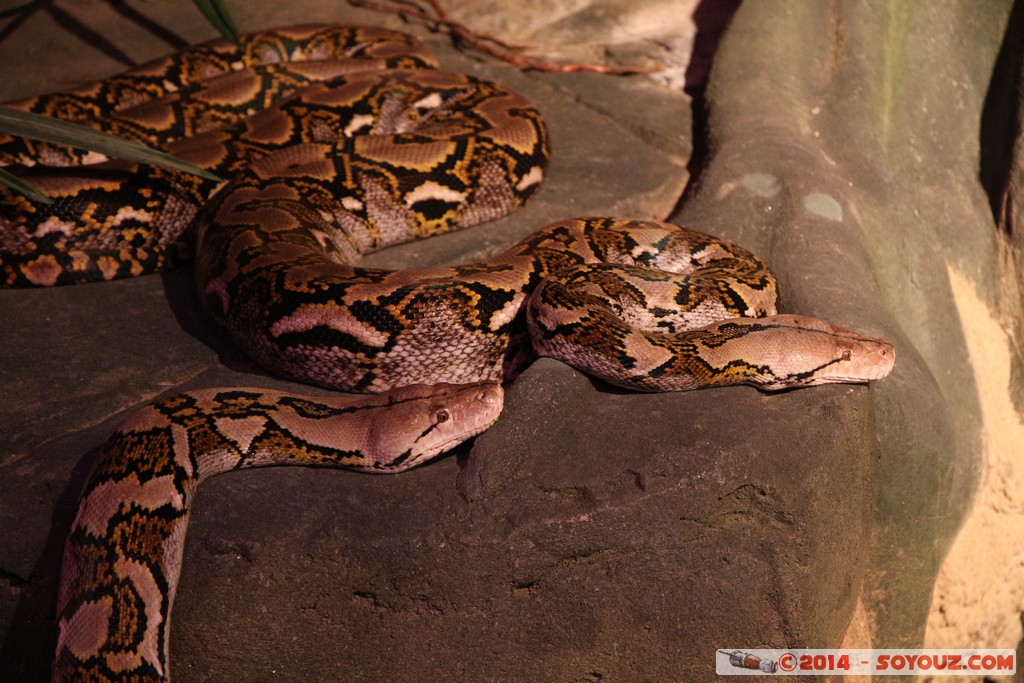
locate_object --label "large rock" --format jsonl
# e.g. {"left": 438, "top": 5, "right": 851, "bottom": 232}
{"left": 2, "top": 0, "right": 1021, "bottom": 681}
{"left": 676, "top": 0, "right": 1022, "bottom": 662}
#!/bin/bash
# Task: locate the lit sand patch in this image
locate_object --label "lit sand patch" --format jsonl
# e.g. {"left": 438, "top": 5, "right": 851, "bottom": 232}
{"left": 923, "top": 265, "right": 1024, "bottom": 670}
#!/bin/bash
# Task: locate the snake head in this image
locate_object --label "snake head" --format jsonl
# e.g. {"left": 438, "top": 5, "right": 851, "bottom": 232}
{"left": 754, "top": 315, "right": 896, "bottom": 390}
{"left": 363, "top": 382, "right": 504, "bottom": 472}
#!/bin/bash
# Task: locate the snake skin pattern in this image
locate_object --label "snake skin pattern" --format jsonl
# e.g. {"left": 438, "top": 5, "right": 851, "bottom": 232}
{"left": 0, "top": 24, "right": 894, "bottom": 682}
{"left": 51, "top": 382, "right": 503, "bottom": 682}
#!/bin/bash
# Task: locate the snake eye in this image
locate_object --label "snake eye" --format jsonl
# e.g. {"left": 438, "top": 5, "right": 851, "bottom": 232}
{"left": 841, "top": 349, "right": 852, "bottom": 361}
{"left": 436, "top": 408, "right": 450, "bottom": 424}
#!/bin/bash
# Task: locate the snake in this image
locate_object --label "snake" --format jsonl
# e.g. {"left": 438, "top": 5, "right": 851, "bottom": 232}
{"left": 0, "top": 25, "right": 895, "bottom": 681}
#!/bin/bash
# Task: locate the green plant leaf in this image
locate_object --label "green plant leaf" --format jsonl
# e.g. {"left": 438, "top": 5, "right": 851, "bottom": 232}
{"left": 0, "top": 165, "right": 51, "bottom": 204}
{"left": 0, "top": 108, "right": 222, "bottom": 181}
{"left": 0, "top": 1, "right": 238, "bottom": 202}
{"left": 191, "top": 0, "right": 240, "bottom": 46}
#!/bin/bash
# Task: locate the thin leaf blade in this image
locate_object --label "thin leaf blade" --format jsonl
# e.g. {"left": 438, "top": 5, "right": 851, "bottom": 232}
{"left": 0, "top": 108, "right": 222, "bottom": 181}
{"left": 0, "top": 166, "right": 52, "bottom": 204}
{"left": 191, "top": 0, "right": 240, "bottom": 46}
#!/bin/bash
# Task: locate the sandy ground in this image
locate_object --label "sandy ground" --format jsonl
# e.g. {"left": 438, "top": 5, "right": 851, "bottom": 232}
{"left": 922, "top": 263, "right": 1024, "bottom": 681}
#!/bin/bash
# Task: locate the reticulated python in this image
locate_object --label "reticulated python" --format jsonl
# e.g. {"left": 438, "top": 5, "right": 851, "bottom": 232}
{"left": 0, "top": 25, "right": 895, "bottom": 681}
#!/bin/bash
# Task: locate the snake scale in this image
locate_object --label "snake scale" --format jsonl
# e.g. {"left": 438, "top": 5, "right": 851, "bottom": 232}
{"left": 0, "top": 25, "right": 894, "bottom": 681}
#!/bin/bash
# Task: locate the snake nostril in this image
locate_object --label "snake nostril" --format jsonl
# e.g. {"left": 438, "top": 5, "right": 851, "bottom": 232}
{"left": 841, "top": 349, "right": 852, "bottom": 361}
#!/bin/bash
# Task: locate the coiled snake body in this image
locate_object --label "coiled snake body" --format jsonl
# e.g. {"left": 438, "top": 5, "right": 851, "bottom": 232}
{"left": 0, "top": 25, "right": 894, "bottom": 681}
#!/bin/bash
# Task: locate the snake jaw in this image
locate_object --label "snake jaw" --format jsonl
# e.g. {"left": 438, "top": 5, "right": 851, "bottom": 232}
{"left": 812, "top": 335, "right": 896, "bottom": 385}
{"left": 412, "top": 381, "right": 505, "bottom": 462}
{"left": 754, "top": 317, "right": 896, "bottom": 390}
{"left": 365, "top": 382, "right": 504, "bottom": 472}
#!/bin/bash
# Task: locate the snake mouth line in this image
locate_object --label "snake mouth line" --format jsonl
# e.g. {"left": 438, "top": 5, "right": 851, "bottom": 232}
{"left": 383, "top": 419, "right": 498, "bottom": 471}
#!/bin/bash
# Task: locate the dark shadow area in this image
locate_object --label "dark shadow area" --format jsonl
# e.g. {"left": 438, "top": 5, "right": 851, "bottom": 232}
{"left": 675, "top": 0, "right": 742, "bottom": 217}
{"left": 683, "top": 0, "right": 742, "bottom": 96}
{"left": 159, "top": 265, "right": 281, "bottom": 380}
{"left": 979, "top": 0, "right": 1024, "bottom": 234}
{"left": 158, "top": 264, "right": 292, "bottom": 385}
{"left": 0, "top": 0, "right": 189, "bottom": 69}
{"left": 43, "top": 3, "right": 137, "bottom": 69}
{"left": 109, "top": 0, "right": 190, "bottom": 50}
{"left": 161, "top": 265, "right": 241, "bottom": 355}
{"left": 0, "top": 441, "right": 107, "bottom": 683}
{"left": 979, "top": 0, "right": 1024, "bottom": 419}
{"left": 0, "top": 0, "right": 42, "bottom": 44}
